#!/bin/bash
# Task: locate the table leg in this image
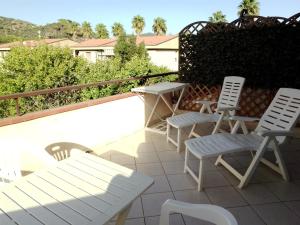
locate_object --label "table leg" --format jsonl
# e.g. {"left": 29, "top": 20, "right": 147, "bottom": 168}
{"left": 115, "top": 203, "right": 132, "bottom": 225}
{"left": 145, "top": 96, "right": 161, "bottom": 127}
{"left": 172, "top": 87, "right": 186, "bottom": 115}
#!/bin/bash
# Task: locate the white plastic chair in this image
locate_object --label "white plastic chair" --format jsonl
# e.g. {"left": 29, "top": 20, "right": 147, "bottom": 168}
{"left": 0, "top": 157, "right": 21, "bottom": 187}
{"left": 184, "top": 88, "right": 300, "bottom": 191}
{"left": 159, "top": 199, "right": 238, "bottom": 225}
{"left": 167, "top": 76, "right": 245, "bottom": 152}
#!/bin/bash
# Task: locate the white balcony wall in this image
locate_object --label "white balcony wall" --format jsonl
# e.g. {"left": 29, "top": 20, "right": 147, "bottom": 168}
{"left": 0, "top": 95, "right": 146, "bottom": 171}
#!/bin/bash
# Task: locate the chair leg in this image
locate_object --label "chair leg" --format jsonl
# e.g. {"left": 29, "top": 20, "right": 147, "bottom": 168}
{"left": 177, "top": 129, "right": 182, "bottom": 152}
{"left": 184, "top": 147, "right": 189, "bottom": 173}
{"left": 166, "top": 122, "right": 170, "bottom": 143}
{"left": 198, "top": 159, "right": 203, "bottom": 191}
{"left": 273, "top": 142, "right": 289, "bottom": 181}
{"left": 189, "top": 124, "right": 197, "bottom": 138}
{"left": 238, "top": 137, "right": 270, "bottom": 189}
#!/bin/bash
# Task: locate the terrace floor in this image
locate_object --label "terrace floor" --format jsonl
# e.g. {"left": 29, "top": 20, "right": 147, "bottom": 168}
{"left": 93, "top": 127, "right": 300, "bottom": 225}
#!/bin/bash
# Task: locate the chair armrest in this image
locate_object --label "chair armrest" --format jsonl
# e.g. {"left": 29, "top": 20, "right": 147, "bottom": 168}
{"left": 257, "top": 130, "right": 294, "bottom": 137}
{"left": 194, "top": 100, "right": 217, "bottom": 105}
{"left": 159, "top": 199, "right": 237, "bottom": 225}
{"left": 216, "top": 106, "right": 240, "bottom": 112}
{"left": 230, "top": 116, "right": 260, "bottom": 122}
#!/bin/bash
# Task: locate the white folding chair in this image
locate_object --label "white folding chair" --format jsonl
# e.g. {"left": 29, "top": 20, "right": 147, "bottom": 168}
{"left": 184, "top": 88, "right": 300, "bottom": 191}
{"left": 167, "top": 76, "right": 245, "bottom": 152}
{"left": 159, "top": 199, "right": 237, "bottom": 225}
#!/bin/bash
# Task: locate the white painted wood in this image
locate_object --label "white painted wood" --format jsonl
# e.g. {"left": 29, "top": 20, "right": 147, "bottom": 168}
{"left": 0, "top": 153, "right": 153, "bottom": 225}
{"left": 167, "top": 76, "right": 245, "bottom": 152}
{"left": 184, "top": 88, "right": 300, "bottom": 190}
{"left": 132, "top": 82, "right": 187, "bottom": 133}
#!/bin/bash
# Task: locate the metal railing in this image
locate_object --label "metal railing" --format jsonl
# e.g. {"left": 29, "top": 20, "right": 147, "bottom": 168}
{"left": 0, "top": 71, "right": 178, "bottom": 117}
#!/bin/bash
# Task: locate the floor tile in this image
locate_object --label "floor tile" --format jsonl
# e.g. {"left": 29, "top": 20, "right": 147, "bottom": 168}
{"left": 137, "top": 163, "right": 165, "bottom": 176}
{"left": 157, "top": 151, "right": 184, "bottom": 162}
{"left": 146, "top": 214, "right": 184, "bottom": 225}
{"left": 141, "top": 192, "right": 174, "bottom": 217}
{"left": 144, "top": 175, "right": 171, "bottom": 194}
{"left": 136, "top": 152, "right": 160, "bottom": 164}
{"left": 264, "top": 181, "right": 300, "bottom": 201}
{"left": 167, "top": 174, "right": 196, "bottom": 191}
{"left": 228, "top": 206, "right": 265, "bottom": 225}
{"left": 236, "top": 183, "right": 280, "bottom": 205}
{"left": 107, "top": 218, "right": 145, "bottom": 225}
{"left": 162, "top": 161, "right": 185, "bottom": 175}
{"left": 253, "top": 202, "right": 300, "bottom": 225}
{"left": 173, "top": 190, "right": 210, "bottom": 204}
{"left": 202, "top": 171, "right": 230, "bottom": 188}
{"left": 110, "top": 153, "right": 135, "bottom": 165}
{"left": 136, "top": 142, "right": 156, "bottom": 153}
{"left": 128, "top": 197, "right": 144, "bottom": 218}
{"left": 206, "top": 186, "right": 247, "bottom": 208}
{"left": 285, "top": 200, "right": 300, "bottom": 217}
{"left": 182, "top": 215, "right": 214, "bottom": 225}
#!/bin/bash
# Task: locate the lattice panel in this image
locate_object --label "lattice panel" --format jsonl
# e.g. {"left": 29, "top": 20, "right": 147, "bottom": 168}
{"left": 179, "top": 85, "right": 276, "bottom": 117}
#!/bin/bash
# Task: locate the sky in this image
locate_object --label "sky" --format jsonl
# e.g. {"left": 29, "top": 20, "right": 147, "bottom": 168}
{"left": 0, "top": 0, "right": 299, "bottom": 35}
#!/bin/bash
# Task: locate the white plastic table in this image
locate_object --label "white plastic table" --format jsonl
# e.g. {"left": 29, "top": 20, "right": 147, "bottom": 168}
{"left": 132, "top": 82, "right": 188, "bottom": 134}
{"left": 0, "top": 153, "right": 153, "bottom": 225}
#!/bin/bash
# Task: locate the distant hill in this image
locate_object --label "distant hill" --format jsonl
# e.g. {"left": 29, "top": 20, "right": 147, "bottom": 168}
{"left": 0, "top": 16, "right": 40, "bottom": 39}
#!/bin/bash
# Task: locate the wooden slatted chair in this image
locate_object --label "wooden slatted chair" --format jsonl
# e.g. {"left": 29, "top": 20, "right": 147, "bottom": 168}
{"left": 167, "top": 76, "right": 245, "bottom": 152}
{"left": 184, "top": 88, "right": 300, "bottom": 191}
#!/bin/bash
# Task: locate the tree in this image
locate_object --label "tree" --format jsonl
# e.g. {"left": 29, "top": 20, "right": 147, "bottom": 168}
{"left": 114, "top": 35, "right": 148, "bottom": 63}
{"left": 95, "top": 23, "right": 109, "bottom": 38}
{"left": 112, "top": 22, "right": 125, "bottom": 37}
{"left": 70, "top": 21, "right": 81, "bottom": 40}
{"left": 152, "top": 17, "right": 167, "bottom": 35}
{"left": 209, "top": 11, "right": 227, "bottom": 23}
{"left": 238, "top": 0, "right": 260, "bottom": 16}
{"left": 132, "top": 15, "right": 145, "bottom": 36}
{"left": 81, "top": 21, "right": 94, "bottom": 39}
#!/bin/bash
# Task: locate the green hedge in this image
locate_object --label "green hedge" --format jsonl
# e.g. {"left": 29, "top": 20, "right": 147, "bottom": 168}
{"left": 179, "top": 16, "right": 300, "bottom": 89}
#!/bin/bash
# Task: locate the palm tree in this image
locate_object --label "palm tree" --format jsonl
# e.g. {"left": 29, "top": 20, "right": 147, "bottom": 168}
{"left": 112, "top": 22, "right": 125, "bottom": 37}
{"left": 70, "top": 21, "right": 80, "bottom": 40}
{"left": 152, "top": 17, "right": 167, "bottom": 35}
{"left": 208, "top": 11, "right": 227, "bottom": 23}
{"left": 81, "top": 21, "right": 93, "bottom": 39}
{"left": 238, "top": 0, "right": 260, "bottom": 16}
{"left": 95, "top": 23, "right": 109, "bottom": 38}
{"left": 132, "top": 15, "right": 145, "bottom": 36}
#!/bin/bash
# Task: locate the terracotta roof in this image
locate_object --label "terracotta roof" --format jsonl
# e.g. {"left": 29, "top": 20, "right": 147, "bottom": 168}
{"left": 75, "top": 35, "right": 177, "bottom": 48}
{"left": 73, "top": 39, "right": 116, "bottom": 47}
{"left": 0, "top": 39, "right": 69, "bottom": 48}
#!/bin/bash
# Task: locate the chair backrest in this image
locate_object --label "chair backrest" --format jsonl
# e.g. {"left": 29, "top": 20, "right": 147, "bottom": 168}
{"left": 217, "top": 76, "right": 245, "bottom": 115}
{"left": 255, "top": 88, "right": 300, "bottom": 144}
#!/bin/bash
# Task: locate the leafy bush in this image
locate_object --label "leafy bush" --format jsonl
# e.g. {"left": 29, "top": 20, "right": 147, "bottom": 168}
{"left": 179, "top": 20, "right": 300, "bottom": 89}
{"left": 0, "top": 45, "right": 172, "bottom": 117}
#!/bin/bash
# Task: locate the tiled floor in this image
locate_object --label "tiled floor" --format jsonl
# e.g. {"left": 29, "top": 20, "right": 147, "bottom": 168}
{"left": 97, "top": 128, "right": 300, "bottom": 225}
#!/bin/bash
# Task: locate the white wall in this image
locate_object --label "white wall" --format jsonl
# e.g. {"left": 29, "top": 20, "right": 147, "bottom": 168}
{"left": 148, "top": 50, "right": 178, "bottom": 71}
{"left": 0, "top": 96, "right": 145, "bottom": 171}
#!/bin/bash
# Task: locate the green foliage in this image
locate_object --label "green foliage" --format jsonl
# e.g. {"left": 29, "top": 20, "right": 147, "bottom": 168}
{"left": 0, "top": 45, "right": 87, "bottom": 116}
{"left": 152, "top": 17, "right": 167, "bottom": 35}
{"left": 179, "top": 21, "right": 300, "bottom": 89}
{"left": 209, "top": 11, "right": 227, "bottom": 23}
{"left": 81, "top": 21, "right": 94, "bottom": 39}
{"left": 0, "top": 16, "right": 40, "bottom": 39}
{"left": 114, "top": 35, "right": 148, "bottom": 64}
{"left": 95, "top": 23, "right": 109, "bottom": 38}
{"left": 112, "top": 22, "right": 125, "bottom": 37}
{"left": 0, "top": 45, "right": 171, "bottom": 117}
{"left": 238, "top": 0, "right": 260, "bottom": 16}
{"left": 132, "top": 15, "right": 145, "bottom": 36}
{"left": 0, "top": 35, "right": 22, "bottom": 44}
